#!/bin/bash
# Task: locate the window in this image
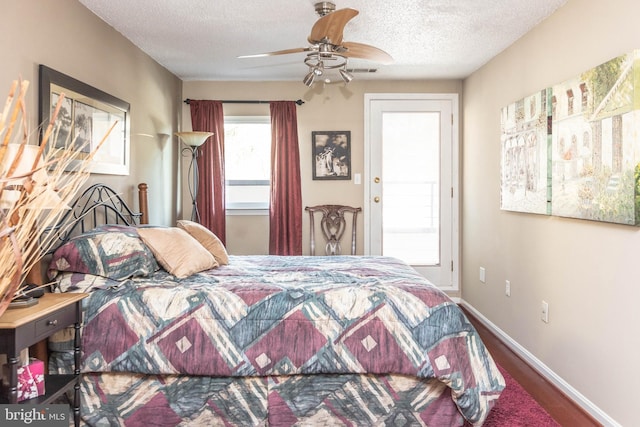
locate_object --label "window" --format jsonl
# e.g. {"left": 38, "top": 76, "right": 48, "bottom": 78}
{"left": 224, "top": 116, "right": 271, "bottom": 213}
{"left": 566, "top": 89, "right": 574, "bottom": 116}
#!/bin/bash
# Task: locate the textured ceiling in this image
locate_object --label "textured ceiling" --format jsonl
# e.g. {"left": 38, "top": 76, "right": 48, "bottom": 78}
{"left": 78, "top": 0, "right": 567, "bottom": 82}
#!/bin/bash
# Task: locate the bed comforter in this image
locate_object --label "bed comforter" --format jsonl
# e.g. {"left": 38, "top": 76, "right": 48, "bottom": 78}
{"left": 53, "top": 255, "right": 504, "bottom": 425}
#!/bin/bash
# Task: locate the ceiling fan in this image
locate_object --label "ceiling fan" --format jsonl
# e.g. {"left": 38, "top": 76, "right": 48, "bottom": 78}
{"left": 238, "top": 2, "right": 393, "bottom": 86}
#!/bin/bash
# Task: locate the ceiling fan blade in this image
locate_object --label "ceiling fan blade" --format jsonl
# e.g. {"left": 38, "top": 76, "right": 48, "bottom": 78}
{"left": 238, "top": 47, "right": 311, "bottom": 59}
{"left": 341, "top": 42, "right": 394, "bottom": 65}
{"left": 308, "top": 8, "right": 359, "bottom": 45}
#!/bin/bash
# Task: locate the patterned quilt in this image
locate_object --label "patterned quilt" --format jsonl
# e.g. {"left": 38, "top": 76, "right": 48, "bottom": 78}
{"left": 54, "top": 255, "right": 504, "bottom": 425}
{"left": 72, "top": 372, "right": 467, "bottom": 426}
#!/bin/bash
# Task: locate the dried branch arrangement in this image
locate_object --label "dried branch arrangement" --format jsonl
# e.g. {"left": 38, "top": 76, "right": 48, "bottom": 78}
{"left": 0, "top": 79, "right": 115, "bottom": 316}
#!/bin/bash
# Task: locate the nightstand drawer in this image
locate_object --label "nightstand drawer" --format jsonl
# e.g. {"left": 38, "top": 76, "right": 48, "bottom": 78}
{"left": 33, "top": 304, "right": 76, "bottom": 341}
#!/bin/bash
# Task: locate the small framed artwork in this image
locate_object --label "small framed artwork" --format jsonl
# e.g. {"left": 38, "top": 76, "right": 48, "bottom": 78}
{"left": 38, "top": 65, "right": 130, "bottom": 175}
{"left": 312, "top": 131, "right": 351, "bottom": 180}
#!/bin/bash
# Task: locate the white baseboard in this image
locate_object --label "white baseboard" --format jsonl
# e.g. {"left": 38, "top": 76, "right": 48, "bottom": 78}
{"left": 459, "top": 299, "right": 620, "bottom": 427}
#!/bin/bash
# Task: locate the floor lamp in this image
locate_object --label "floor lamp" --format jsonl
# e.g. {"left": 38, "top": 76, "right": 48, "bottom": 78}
{"left": 176, "top": 131, "right": 213, "bottom": 223}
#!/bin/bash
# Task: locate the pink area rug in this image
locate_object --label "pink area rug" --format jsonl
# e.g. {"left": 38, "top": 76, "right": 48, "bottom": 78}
{"left": 481, "top": 364, "right": 560, "bottom": 427}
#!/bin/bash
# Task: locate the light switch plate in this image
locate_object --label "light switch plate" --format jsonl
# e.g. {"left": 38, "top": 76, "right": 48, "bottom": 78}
{"left": 541, "top": 301, "right": 549, "bottom": 323}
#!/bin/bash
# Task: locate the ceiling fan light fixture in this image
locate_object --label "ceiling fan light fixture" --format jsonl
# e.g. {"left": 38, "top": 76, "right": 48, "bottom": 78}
{"left": 339, "top": 68, "right": 353, "bottom": 83}
{"left": 303, "top": 69, "right": 316, "bottom": 86}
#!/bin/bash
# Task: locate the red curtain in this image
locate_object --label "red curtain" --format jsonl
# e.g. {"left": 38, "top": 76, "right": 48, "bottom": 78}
{"left": 269, "top": 101, "right": 302, "bottom": 255}
{"left": 188, "top": 100, "right": 226, "bottom": 244}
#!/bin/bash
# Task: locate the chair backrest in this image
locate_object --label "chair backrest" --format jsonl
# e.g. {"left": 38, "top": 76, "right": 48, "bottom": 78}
{"left": 305, "top": 205, "right": 362, "bottom": 255}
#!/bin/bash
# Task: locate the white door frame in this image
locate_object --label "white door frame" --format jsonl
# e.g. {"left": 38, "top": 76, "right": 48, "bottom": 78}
{"left": 364, "top": 93, "right": 460, "bottom": 292}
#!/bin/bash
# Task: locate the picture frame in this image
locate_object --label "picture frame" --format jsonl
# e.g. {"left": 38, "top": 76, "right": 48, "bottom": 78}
{"left": 38, "top": 65, "right": 130, "bottom": 175}
{"left": 312, "top": 131, "right": 351, "bottom": 180}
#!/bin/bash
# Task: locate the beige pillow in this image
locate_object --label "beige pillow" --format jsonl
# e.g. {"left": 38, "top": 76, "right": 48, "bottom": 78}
{"left": 138, "top": 227, "right": 218, "bottom": 278}
{"left": 177, "top": 220, "right": 229, "bottom": 265}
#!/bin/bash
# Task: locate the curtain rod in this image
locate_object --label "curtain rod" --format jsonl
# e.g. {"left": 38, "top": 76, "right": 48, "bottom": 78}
{"left": 184, "top": 98, "right": 305, "bottom": 105}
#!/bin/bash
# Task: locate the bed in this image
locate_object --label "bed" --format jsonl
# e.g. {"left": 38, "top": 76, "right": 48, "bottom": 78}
{"left": 45, "top": 184, "right": 504, "bottom": 426}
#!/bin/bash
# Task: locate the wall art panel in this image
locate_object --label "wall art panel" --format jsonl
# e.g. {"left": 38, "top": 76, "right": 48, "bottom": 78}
{"left": 551, "top": 50, "right": 640, "bottom": 225}
{"left": 500, "top": 89, "right": 551, "bottom": 215}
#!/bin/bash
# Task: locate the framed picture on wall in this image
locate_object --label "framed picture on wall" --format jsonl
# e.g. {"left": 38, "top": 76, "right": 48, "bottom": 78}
{"left": 312, "top": 131, "right": 351, "bottom": 180}
{"left": 38, "top": 65, "right": 131, "bottom": 175}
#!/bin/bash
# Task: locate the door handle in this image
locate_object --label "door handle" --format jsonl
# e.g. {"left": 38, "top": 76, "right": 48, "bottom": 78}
{"left": 374, "top": 177, "right": 380, "bottom": 183}
{"left": 374, "top": 197, "right": 380, "bottom": 203}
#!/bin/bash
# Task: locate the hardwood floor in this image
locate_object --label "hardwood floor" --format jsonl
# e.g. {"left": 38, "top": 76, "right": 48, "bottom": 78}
{"left": 460, "top": 306, "right": 602, "bottom": 427}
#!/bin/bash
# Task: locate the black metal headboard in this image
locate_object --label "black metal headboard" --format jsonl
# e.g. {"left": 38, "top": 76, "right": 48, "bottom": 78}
{"left": 45, "top": 184, "right": 143, "bottom": 252}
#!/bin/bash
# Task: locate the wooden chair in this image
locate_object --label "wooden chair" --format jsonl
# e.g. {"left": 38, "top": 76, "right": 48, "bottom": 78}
{"left": 305, "top": 205, "right": 362, "bottom": 255}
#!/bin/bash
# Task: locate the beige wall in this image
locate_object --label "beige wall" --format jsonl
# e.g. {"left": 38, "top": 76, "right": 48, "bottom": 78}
{"left": 463, "top": 0, "right": 639, "bottom": 425}
{"left": 182, "top": 80, "right": 462, "bottom": 255}
{"left": 2, "top": 0, "right": 182, "bottom": 226}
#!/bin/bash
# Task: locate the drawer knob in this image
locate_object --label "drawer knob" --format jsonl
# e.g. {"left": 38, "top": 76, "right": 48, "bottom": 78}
{"left": 47, "top": 319, "right": 58, "bottom": 326}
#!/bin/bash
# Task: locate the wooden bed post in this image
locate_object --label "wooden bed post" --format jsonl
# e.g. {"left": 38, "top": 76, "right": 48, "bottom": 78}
{"left": 138, "top": 183, "right": 149, "bottom": 224}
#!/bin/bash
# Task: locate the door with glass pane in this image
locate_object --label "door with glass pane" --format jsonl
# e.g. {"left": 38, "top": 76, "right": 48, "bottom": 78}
{"left": 364, "top": 94, "right": 458, "bottom": 291}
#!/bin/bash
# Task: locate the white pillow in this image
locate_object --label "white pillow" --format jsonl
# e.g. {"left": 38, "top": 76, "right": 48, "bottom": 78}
{"left": 177, "top": 220, "right": 229, "bottom": 265}
{"left": 138, "top": 227, "right": 218, "bottom": 278}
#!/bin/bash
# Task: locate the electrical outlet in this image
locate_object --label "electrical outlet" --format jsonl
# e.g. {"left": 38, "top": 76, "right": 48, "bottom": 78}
{"left": 479, "top": 267, "right": 486, "bottom": 283}
{"left": 505, "top": 280, "right": 511, "bottom": 297}
{"left": 541, "top": 301, "right": 549, "bottom": 323}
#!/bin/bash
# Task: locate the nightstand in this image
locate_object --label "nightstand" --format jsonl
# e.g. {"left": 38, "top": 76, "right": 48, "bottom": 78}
{"left": 0, "top": 293, "right": 87, "bottom": 427}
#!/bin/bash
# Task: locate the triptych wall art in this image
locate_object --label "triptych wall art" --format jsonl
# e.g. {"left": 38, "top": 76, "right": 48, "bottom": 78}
{"left": 500, "top": 49, "right": 640, "bottom": 226}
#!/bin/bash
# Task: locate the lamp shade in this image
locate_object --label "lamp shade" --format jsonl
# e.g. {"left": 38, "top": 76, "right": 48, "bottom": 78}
{"left": 0, "top": 144, "right": 46, "bottom": 185}
{"left": 27, "top": 187, "right": 68, "bottom": 210}
{"left": 0, "top": 143, "right": 68, "bottom": 211}
{"left": 175, "top": 131, "right": 214, "bottom": 147}
{"left": 0, "top": 190, "right": 21, "bottom": 210}
{"left": 1, "top": 188, "right": 68, "bottom": 211}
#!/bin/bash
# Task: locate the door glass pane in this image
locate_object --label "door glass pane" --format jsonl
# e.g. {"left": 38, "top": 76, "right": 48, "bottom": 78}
{"left": 382, "top": 112, "right": 440, "bottom": 265}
